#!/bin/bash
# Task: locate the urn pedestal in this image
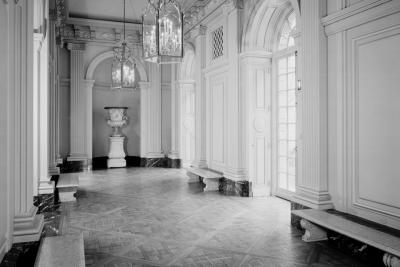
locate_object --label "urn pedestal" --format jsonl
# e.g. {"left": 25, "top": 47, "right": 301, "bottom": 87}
{"left": 105, "top": 107, "right": 128, "bottom": 168}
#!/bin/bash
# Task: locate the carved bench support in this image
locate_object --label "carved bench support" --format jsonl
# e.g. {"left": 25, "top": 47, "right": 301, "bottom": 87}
{"left": 203, "top": 178, "right": 219, "bottom": 191}
{"left": 383, "top": 253, "right": 400, "bottom": 267}
{"left": 300, "top": 219, "right": 328, "bottom": 242}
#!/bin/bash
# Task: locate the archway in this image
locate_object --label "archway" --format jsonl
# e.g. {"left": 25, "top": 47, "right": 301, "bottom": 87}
{"left": 85, "top": 51, "right": 148, "bottom": 167}
{"left": 241, "top": 0, "right": 300, "bottom": 197}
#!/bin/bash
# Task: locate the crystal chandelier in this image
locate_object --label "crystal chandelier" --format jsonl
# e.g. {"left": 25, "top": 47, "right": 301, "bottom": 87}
{"left": 142, "top": 0, "right": 183, "bottom": 64}
{"left": 111, "top": 0, "right": 135, "bottom": 89}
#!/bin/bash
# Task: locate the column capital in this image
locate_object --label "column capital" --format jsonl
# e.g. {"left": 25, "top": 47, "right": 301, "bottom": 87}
{"left": 190, "top": 25, "right": 207, "bottom": 39}
{"left": 67, "top": 42, "right": 85, "bottom": 51}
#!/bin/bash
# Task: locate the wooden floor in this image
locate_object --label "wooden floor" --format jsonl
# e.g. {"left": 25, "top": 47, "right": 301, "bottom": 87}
{"left": 59, "top": 168, "right": 368, "bottom": 267}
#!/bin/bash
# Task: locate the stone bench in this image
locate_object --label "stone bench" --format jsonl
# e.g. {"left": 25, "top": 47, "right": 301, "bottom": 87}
{"left": 292, "top": 209, "right": 400, "bottom": 267}
{"left": 186, "top": 167, "right": 223, "bottom": 191}
{"left": 56, "top": 173, "right": 79, "bottom": 202}
{"left": 34, "top": 233, "right": 85, "bottom": 267}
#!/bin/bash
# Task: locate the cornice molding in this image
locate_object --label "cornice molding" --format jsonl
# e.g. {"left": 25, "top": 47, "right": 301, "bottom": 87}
{"left": 322, "top": 0, "right": 400, "bottom": 36}
{"left": 67, "top": 42, "right": 85, "bottom": 51}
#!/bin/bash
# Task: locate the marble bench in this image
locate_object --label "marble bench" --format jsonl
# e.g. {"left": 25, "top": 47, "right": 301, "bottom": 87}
{"left": 56, "top": 173, "right": 79, "bottom": 202}
{"left": 34, "top": 233, "right": 85, "bottom": 267}
{"left": 186, "top": 167, "right": 223, "bottom": 191}
{"left": 292, "top": 209, "right": 400, "bottom": 267}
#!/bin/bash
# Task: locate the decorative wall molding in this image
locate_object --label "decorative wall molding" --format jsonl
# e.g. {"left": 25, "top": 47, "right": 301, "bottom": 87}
{"left": 85, "top": 50, "right": 147, "bottom": 82}
{"left": 323, "top": 0, "right": 400, "bottom": 36}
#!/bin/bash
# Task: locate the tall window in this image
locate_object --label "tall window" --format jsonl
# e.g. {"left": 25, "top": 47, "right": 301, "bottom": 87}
{"left": 276, "top": 11, "right": 296, "bottom": 195}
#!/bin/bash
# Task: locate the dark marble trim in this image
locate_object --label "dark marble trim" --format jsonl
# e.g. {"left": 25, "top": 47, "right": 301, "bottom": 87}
{"left": 140, "top": 157, "right": 181, "bottom": 168}
{"left": 218, "top": 178, "right": 251, "bottom": 197}
{"left": 92, "top": 156, "right": 181, "bottom": 169}
{"left": 59, "top": 160, "right": 87, "bottom": 173}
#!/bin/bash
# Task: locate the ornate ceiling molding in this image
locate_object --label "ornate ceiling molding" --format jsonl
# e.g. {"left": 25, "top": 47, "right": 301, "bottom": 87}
{"left": 184, "top": 0, "right": 243, "bottom": 33}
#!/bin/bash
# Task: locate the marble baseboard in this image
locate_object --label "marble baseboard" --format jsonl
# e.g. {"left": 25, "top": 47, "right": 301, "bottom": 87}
{"left": 167, "top": 158, "right": 181, "bottom": 168}
{"left": 59, "top": 160, "right": 87, "bottom": 173}
{"left": 218, "top": 178, "right": 250, "bottom": 197}
{"left": 0, "top": 241, "right": 41, "bottom": 267}
{"left": 290, "top": 201, "right": 311, "bottom": 229}
{"left": 141, "top": 157, "right": 168, "bottom": 168}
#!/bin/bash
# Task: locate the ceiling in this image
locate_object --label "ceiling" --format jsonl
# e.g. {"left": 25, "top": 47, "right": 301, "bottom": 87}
{"left": 67, "top": 0, "right": 199, "bottom": 24}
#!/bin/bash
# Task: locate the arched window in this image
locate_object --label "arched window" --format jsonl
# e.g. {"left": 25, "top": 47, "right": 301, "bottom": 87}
{"left": 278, "top": 12, "right": 296, "bottom": 50}
{"left": 274, "top": 11, "right": 297, "bottom": 196}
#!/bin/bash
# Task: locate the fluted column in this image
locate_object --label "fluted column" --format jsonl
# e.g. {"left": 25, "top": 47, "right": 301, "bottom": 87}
{"left": 84, "top": 79, "right": 95, "bottom": 168}
{"left": 48, "top": 12, "right": 61, "bottom": 175}
{"left": 139, "top": 81, "right": 150, "bottom": 157}
{"left": 11, "top": 0, "right": 44, "bottom": 243}
{"left": 168, "top": 64, "right": 181, "bottom": 160}
{"left": 67, "top": 43, "right": 87, "bottom": 162}
{"left": 294, "top": 0, "right": 333, "bottom": 209}
{"left": 146, "top": 64, "right": 163, "bottom": 158}
{"left": 191, "top": 25, "right": 207, "bottom": 168}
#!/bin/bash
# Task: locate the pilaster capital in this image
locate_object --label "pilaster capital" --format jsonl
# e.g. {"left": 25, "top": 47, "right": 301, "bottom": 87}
{"left": 67, "top": 42, "right": 86, "bottom": 51}
{"left": 190, "top": 25, "right": 207, "bottom": 39}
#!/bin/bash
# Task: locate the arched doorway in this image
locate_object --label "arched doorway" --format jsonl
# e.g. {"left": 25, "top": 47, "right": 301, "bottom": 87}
{"left": 242, "top": 0, "right": 300, "bottom": 198}
{"left": 85, "top": 51, "right": 148, "bottom": 164}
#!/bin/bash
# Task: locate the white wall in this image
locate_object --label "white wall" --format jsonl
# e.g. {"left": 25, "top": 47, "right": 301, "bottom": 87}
{"left": 326, "top": 0, "right": 400, "bottom": 229}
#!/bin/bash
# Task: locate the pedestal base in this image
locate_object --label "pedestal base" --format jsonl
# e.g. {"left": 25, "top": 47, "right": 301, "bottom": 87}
{"left": 108, "top": 136, "right": 126, "bottom": 168}
{"left": 107, "top": 158, "right": 126, "bottom": 168}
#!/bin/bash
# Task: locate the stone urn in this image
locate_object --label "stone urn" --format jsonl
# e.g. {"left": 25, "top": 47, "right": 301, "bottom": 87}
{"left": 104, "top": 107, "right": 128, "bottom": 168}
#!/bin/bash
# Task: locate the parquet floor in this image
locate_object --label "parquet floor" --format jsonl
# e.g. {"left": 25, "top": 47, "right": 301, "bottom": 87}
{"left": 60, "top": 168, "right": 368, "bottom": 267}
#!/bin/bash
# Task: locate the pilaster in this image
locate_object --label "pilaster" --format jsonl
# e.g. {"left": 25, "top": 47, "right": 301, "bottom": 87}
{"left": 191, "top": 25, "right": 208, "bottom": 169}
{"left": 145, "top": 64, "right": 164, "bottom": 159}
{"left": 138, "top": 81, "right": 150, "bottom": 158}
{"left": 67, "top": 42, "right": 88, "bottom": 162}
{"left": 48, "top": 13, "right": 61, "bottom": 175}
{"left": 223, "top": 2, "right": 246, "bottom": 181}
{"left": 84, "top": 79, "right": 95, "bottom": 169}
{"left": 294, "top": 0, "right": 333, "bottom": 210}
{"left": 168, "top": 65, "right": 181, "bottom": 160}
{"left": 11, "top": 0, "right": 44, "bottom": 243}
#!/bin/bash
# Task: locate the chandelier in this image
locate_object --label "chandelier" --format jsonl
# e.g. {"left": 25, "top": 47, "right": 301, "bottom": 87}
{"left": 142, "top": 0, "right": 183, "bottom": 64}
{"left": 111, "top": 0, "right": 136, "bottom": 89}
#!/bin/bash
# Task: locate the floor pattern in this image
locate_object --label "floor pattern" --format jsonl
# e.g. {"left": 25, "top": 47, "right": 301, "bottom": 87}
{"left": 60, "top": 168, "right": 369, "bottom": 267}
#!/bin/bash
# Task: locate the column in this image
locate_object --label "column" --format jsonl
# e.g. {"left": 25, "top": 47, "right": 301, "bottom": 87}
{"left": 67, "top": 43, "right": 88, "bottom": 162}
{"left": 293, "top": 0, "right": 333, "bottom": 209}
{"left": 48, "top": 11, "right": 61, "bottom": 175}
{"left": 33, "top": 33, "right": 42, "bottom": 195}
{"left": 38, "top": 23, "right": 54, "bottom": 194}
{"left": 191, "top": 25, "right": 207, "bottom": 168}
{"left": 168, "top": 64, "right": 181, "bottom": 161}
{"left": 146, "top": 64, "right": 164, "bottom": 158}
{"left": 139, "top": 81, "right": 150, "bottom": 158}
{"left": 12, "top": 0, "right": 44, "bottom": 243}
{"left": 84, "top": 79, "right": 95, "bottom": 169}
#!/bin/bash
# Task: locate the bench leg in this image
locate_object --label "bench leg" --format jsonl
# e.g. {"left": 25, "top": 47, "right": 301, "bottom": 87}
{"left": 300, "top": 219, "right": 327, "bottom": 242}
{"left": 383, "top": 253, "right": 400, "bottom": 267}
{"left": 203, "top": 178, "right": 219, "bottom": 191}
{"left": 58, "top": 187, "right": 77, "bottom": 202}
